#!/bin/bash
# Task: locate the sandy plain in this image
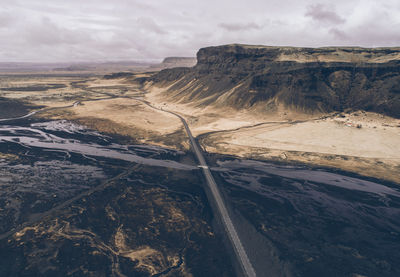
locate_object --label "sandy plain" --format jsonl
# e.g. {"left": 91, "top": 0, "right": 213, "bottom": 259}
{"left": 145, "top": 82, "right": 400, "bottom": 183}
{"left": 1, "top": 73, "right": 399, "bottom": 183}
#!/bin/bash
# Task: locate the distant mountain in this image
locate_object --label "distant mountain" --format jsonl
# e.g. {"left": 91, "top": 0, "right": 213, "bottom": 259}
{"left": 53, "top": 61, "right": 153, "bottom": 72}
{"left": 150, "top": 57, "right": 197, "bottom": 70}
{"left": 148, "top": 44, "right": 400, "bottom": 118}
{"left": 0, "top": 61, "right": 154, "bottom": 73}
{"left": 0, "top": 62, "right": 70, "bottom": 72}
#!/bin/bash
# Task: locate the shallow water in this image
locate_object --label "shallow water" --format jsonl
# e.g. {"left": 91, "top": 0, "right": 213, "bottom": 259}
{"left": 1, "top": 119, "right": 399, "bottom": 276}
{"left": 0, "top": 120, "right": 195, "bottom": 170}
{"left": 0, "top": 120, "right": 195, "bottom": 234}
{"left": 215, "top": 158, "right": 400, "bottom": 276}
{"left": 215, "top": 159, "right": 400, "bottom": 197}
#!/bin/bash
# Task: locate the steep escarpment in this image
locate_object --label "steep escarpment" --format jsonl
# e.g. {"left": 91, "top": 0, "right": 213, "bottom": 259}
{"left": 149, "top": 44, "right": 400, "bottom": 118}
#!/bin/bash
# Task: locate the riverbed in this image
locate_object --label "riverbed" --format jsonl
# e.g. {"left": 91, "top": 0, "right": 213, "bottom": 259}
{"left": 0, "top": 119, "right": 399, "bottom": 276}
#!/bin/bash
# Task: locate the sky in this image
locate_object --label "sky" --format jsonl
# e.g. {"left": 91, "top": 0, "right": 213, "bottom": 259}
{"left": 0, "top": 0, "right": 399, "bottom": 62}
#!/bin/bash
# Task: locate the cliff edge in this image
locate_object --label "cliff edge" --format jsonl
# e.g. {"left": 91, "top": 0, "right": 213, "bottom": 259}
{"left": 149, "top": 44, "right": 400, "bottom": 118}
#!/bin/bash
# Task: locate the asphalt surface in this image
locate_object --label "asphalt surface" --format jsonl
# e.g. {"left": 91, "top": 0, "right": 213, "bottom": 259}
{"left": 130, "top": 98, "right": 257, "bottom": 276}
{"left": 164, "top": 109, "right": 257, "bottom": 277}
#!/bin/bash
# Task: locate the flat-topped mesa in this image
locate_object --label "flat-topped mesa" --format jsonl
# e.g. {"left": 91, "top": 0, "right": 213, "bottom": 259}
{"left": 150, "top": 57, "right": 197, "bottom": 70}
{"left": 150, "top": 44, "right": 400, "bottom": 118}
{"left": 162, "top": 57, "right": 197, "bottom": 64}
{"left": 197, "top": 44, "right": 400, "bottom": 65}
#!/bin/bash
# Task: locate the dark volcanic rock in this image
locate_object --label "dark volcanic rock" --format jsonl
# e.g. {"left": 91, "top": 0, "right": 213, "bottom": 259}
{"left": 150, "top": 44, "right": 400, "bottom": 118}
{"left": 0, "top": 97, "right": 40, "bottom": 119}
{"left": 103, "top": 72, "right": 134, "bottom": 79}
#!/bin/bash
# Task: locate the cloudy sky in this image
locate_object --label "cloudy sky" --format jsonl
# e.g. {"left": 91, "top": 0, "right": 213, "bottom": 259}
{"left": 1, "top": 0, "right": 399, "bottom": 62}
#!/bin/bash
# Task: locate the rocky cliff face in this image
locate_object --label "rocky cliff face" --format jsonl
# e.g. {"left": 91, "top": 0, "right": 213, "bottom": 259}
{"left": 150, "top": 44, "right": 400, "bottom": 118}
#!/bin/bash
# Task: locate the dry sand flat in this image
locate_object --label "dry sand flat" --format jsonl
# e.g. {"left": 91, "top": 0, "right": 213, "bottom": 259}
{"left": 144, "top": 84, "right": 304, "bottom": 136}
{"left": 71, "top": 98, "right": 182, "bottom": 135}
{"left": 2, "top": 73, "right": 399, "bottom": 183}
{"left": 144, "top": 85, "right": 400, "bottom": 183}
{"left": 0, "top": 74, "right": 190, "bottom": 150}
{"left": 197, "top": 113, "right": 400, "bottom": 183}
{"left": 228, "top": 120, "right": 400, "bottom": 158}
{"left": 0, "top": 75, "right": 91, "bottom": 106}
{"left": 42, "top": 97, "right": 188, "bottom": 150}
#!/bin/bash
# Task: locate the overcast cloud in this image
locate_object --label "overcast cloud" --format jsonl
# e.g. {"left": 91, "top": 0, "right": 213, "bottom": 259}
{"left": 0, "top": 0, "right": 399, "bottom": 62}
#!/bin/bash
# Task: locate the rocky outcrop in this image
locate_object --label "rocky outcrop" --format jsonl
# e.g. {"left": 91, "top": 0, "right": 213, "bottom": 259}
{"left": 150, "top": 44, "right": 400, "bottom": 118}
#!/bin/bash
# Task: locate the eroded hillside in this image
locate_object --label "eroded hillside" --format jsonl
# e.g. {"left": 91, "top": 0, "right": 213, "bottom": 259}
{"left": 148, "top": 44, "right": 400, "bottom": 118}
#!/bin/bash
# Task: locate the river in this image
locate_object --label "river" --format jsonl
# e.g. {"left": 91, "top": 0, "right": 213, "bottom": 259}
{"left": 0, "top": 119, "right": 399, "bottom": 276}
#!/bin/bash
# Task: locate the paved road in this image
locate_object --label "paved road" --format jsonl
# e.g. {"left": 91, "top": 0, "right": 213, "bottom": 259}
{"left": 160, "top": 108, "right": 257, "bottom": 277}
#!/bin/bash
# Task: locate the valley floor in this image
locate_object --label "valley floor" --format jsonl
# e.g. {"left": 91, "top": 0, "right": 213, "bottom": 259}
{"left": 145, "top": 81, "right": 400, "bottom": 184}
{"left": 1, "top": 71, "right": 400, "bottom": 277}
{"left": 1, "top": 72, "right": 399, "bottom": 183}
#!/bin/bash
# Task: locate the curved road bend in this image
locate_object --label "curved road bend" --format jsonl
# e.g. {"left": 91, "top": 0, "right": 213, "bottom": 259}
{"left": 135, "top": 100, "right": 257, "bottom": 277}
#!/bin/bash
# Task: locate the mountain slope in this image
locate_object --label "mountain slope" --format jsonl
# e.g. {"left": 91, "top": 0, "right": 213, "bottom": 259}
{"left": 148, "top": 44, "right": 400, "bottom": 118}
